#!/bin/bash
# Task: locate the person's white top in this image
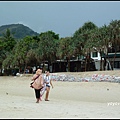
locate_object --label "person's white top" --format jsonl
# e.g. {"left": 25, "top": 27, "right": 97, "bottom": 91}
{"left": 44, "top": 75, "right": 51, "bottom": 87}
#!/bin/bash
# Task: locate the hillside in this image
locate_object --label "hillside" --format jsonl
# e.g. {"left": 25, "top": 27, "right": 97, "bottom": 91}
{"left": 0, "top": 23, "right": 39, "bottom": 39}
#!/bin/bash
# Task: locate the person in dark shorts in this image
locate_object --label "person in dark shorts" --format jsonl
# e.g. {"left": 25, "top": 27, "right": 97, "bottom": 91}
{"left": 43, "top": 70, "right": 53, "bottom": 101}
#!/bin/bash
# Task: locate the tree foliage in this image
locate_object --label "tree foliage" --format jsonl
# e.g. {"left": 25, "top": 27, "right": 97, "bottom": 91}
{"left": 1, "top": 20, "right": 120, "bottom": 75}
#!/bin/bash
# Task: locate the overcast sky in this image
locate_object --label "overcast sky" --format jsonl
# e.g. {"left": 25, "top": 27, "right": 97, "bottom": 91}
{"left": 0, "top": 1, "right": 120, "bottom": 38}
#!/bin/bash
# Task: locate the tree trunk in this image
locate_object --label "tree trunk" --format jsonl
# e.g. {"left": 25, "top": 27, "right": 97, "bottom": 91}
{"left": 112, "top": 47, "right": 117, "bottom": 70}
{"left": 85, "top": 57, "right": 87, "bottom": 72}
{"left": 42, "top": 61, "right": 45, "bottom": 73}
{"left": 66, "top": 57, "right": 70, "bottom": 72}
{"left": 23, "top": 60, "right": 28, "bottom": 74}
{"left": 100, "top": 49, "right": 103, "bottom": 71}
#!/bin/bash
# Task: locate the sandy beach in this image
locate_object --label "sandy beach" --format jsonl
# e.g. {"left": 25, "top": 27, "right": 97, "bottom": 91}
{"left": 0, "top": 70, "right": 120, "bottom": 119}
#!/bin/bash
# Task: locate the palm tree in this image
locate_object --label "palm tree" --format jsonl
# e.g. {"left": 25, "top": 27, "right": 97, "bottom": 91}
{"left": 108, "top": 20, "right": 120, "bottom": 69}
{"left": 38, "top": 31, "right": 59, "bottom": 72}
{"left": 57, "top": 37, "right": 75, "bottom": 72}
{"left": 73, "top": 21, "right": 98, "bottom": 71}
{"left": 1, "top": 29, "right": 16, "bottom": 75}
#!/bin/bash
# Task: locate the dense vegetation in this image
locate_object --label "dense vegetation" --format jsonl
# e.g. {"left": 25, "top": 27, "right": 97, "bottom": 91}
{"left": 0, "top": 20, "right": 120, "bottom": 75}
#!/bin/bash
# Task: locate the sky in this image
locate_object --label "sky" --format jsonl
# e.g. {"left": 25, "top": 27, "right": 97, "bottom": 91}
{"left": 0, "top": 1, "right": 120, "bottom": 38}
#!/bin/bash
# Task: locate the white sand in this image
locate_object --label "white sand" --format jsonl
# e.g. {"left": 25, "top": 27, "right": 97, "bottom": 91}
{"left": 0, "top": 70, "right": 120, "bottom": 118}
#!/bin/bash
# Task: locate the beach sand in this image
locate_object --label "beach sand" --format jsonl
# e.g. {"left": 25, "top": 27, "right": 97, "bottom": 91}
{"left": 0, "top": 70, "right": 120, "bottom": 118}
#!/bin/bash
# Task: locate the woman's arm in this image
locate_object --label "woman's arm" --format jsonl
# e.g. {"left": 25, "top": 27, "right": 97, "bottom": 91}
{"left": 31, "top": 74, "right": 36, "bottom": 81}
{"left": 39, "top": 75, "right": 44, "bottom": 87}
{"left": 50, "top": 79, "right": 53, "bottom": 88}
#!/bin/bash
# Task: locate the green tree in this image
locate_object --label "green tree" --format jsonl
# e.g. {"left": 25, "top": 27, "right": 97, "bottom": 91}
{"left": 0, "top": 29, "right": 16, "bottom": 75}
{"left": 37, "top": 31, "right": 59, "bottom": 72}
{"left": 57, "top": 37, "right": 75, "bottom": 72}
{"left": 73, "top": 21, "right": 98, "bottom": 71}
{"left": 108, "top": 20, "right": 120, "bottom": 69}
{"left": 2, "top": 28, "right": 16, "bottom": 51}
{"left": 10, "top": 36, "right": 34, "bottom": 73}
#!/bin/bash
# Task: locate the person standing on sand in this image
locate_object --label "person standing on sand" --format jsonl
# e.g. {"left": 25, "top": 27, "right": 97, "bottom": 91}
{"left": 43, "top": 70, "right": 53, "bottom": 101}
{"left": 31, "top": 68, "right": 44, "bottom": 103}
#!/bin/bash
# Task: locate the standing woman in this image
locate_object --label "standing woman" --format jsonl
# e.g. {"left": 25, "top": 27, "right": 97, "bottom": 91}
{"left": 44, "top": 70, "right": 53, "bottom": 101}
{"left": 31, "top": 68, "right": 44, "bottom": 103}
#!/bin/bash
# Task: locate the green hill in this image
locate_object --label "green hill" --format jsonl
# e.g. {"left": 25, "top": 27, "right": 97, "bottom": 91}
{"left": 0, "top": 23, "right": 39, "bottom": 39}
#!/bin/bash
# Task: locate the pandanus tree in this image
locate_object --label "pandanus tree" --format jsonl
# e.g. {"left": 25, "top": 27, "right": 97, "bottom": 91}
{"left": 1, "top": 29, "right": 16, "bottom": 74}
{"left": 83, "top": 29, "right": 97, "bottom": 71}
{"left": 37, "top": 31, "right": 59, "bottom": 72}
{"left": 57, "top": 37, "right": 75, "bottom": 72}
{"left": 73, "top": 21, "right": 98, "bottom": 71}
{"left": 72, "top": 28, "right": 85, "bottom": 60}
{"left": 98, "top": 25, "right": 111, "bottom": 70}
{"left": 88, "top": 25, "right": 111, "bottom": 71}
{"left": 108, "top": 20, "right": 120, "bottom": 69}
{"left": 25, "top": 36, "right": 40, "bottom": 69}
{"left": 9, "top": 36, "right": 34, "bottom": 73}
{"left": 2, "top": 52, "right": 14, "bottom": 75}
{"left": 87, "top": 27, "right": 106, "bottom": 71}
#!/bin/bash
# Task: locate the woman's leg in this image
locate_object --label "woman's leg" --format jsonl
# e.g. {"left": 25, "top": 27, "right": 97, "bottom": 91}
{"left": 45, "top": 86, "right": 50, "bottom": 101}
{"left": 40, "top": 86, "right": 46, "bottom": 101}
{"left": 34, "top": 89, "right": 40, "bottom": 103}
